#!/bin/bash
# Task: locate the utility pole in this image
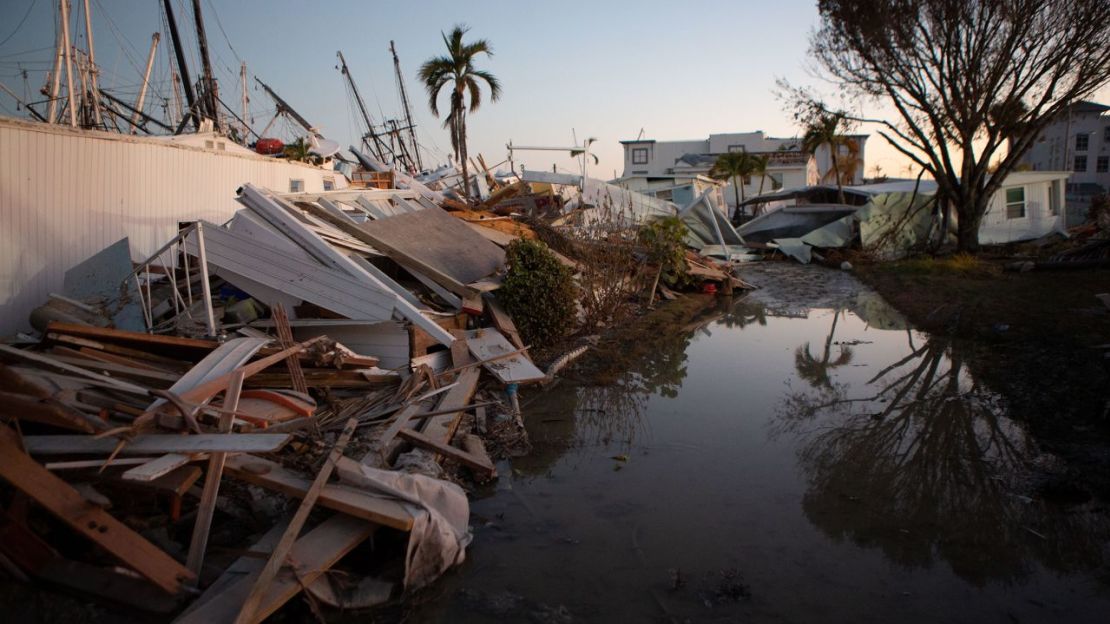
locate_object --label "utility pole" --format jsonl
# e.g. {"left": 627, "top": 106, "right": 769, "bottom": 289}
{"left": 162, "top": 0, "right": 198, "bottom": 130}
{"left": 131, "top": 33, "right": 160, "bottom": 134}
{"left": 59, "top": 0, "right": 77, "bottom": 127}
{"left": 337, "top": 50, "right": 391, "bottom": 162}
{"left": 190, "top": 0, "right": 219, "bottom": 127}
{"left": 391, "top": 40, "right": 422, "bottom": 171}
{"left": 81, "top": 0, "right": 102, "bottom": 127}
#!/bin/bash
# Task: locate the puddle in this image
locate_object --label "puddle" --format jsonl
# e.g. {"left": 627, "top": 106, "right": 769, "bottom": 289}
{"left": 406, "top": 263, "right": 1110, "bottom": 623}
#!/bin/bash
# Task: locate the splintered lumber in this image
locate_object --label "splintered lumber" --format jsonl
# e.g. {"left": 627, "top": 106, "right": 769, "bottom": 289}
{"left": 0, "top": 344, "right": 150, "bottom": 395}
{"left": 173, "top": 515, "right": 375, "bottom": 624}
{"left": 222, "top": 455, "right": 413, "bottom": 531}
{"left": 121, "top": 453, "right": 203, "bottom": 482}
{"left": 270, "top": 304, "right": 308, "bottom": 395}
{"left": 0, "top": 426, "right": 195, "bottom": 594}
{"left": 484, "top": 295, "right": 525, "bottom": 349}
{"left": 185, "top": 371, "right": 245, "bottom": 576}
{"left": 397, "top": 428, "right": 495, "bottom": 477}
{"left": 23, "top": 433, "right": 291, "bottom": 455}
{"left": 232, "top": 417, "right": 358, "bottom": 624}
{"left": 45, "top": 322, "right": 219, "bottom": 353}
{"left": 0, "top": 390, "right": 100, "bottom": 433}
{"left": 421, "top": 367, "right": 480, "bottom": 450}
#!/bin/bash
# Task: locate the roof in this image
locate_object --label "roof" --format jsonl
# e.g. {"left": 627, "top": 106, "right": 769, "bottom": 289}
{"left": 1064, "top": 100, "right": 1110, "bottom": 114}
{"left": 619, "top": 139, "right": 656, "bottom": 145}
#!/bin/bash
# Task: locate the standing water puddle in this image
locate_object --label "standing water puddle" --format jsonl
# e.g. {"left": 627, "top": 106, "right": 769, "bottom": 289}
{"left": 409, "top": 264, "right": 1110, "bottom": 623}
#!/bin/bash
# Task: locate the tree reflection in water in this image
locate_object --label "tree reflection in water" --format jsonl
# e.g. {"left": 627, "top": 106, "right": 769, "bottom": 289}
{"left": 776, "top": 325, "right": 1110, "bottom": 586}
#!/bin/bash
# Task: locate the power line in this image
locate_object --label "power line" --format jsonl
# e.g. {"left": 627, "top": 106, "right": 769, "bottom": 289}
{"left": 0, "top": 0, "right": 39, "bottom": 49}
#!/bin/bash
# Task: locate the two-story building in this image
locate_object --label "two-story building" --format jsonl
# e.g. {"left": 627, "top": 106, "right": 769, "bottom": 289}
{"left": 1016, "top": 100, "right": 1110, "bottom": 223}
{"left": 617, "top": 131, "right": 868, "bottom": 214}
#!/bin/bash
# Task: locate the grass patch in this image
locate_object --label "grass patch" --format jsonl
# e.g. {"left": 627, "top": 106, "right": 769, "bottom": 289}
{"left": 882, "top": 253, "right": 1000, "bottom": 277}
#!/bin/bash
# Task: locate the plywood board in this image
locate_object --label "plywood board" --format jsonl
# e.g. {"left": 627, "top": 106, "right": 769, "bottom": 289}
{"left": 464, "top": 329, "right": 545, "bottom": 384}
{"left": 24, "top": 433, "right": 291, "bottom": 455}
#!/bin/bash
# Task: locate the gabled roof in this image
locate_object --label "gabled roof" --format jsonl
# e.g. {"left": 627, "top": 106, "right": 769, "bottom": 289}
{"left": 1065, "top": 100, "right": 1110, "bottom": 114}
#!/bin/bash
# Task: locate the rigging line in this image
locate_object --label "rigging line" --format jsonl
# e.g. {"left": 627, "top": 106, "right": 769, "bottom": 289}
{"left": 203, "top": 0, "right": 241, "bottom": 64}
{"left": 0, "top": 0, "right": 39, "bottom": 49}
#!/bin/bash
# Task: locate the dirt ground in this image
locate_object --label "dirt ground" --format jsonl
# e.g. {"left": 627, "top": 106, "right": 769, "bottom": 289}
{"left": 856, "top": 258, "right": 1110, "bottom": 502}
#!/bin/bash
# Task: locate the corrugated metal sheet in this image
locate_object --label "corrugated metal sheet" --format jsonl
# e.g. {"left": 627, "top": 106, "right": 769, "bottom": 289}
{"left": 0, "top": 117, "right": 347, "bottom": 335}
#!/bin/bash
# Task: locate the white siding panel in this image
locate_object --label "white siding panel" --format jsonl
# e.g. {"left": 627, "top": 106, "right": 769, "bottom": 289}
{"left": 0, "top": 117, "right": 348, "bottom": 335}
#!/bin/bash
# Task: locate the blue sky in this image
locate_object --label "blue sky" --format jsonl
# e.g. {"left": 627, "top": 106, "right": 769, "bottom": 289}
{"left": 2, "top": 1, "right": 1106, "bottom": 179}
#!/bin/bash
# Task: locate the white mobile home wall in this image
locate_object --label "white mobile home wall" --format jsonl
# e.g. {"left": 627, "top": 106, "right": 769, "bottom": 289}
{"left": 0, "top": 117, "right": 345, "bottom": 335}
{"left": 978, "top": 172, "right": 1068, "bottom": 245}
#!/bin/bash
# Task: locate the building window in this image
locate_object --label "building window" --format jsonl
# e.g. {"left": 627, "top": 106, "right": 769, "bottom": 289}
{"left": 1074, "top": 155, "right": 1087, "bottom": 172}
{"left": 727, "top": 145, "right": 746, "bottom": 153}
{"left": 631, "top": 148, "right": 648, "bottom": 165}
{"left": 654, "top": 189, "right": 674, "bottom": 201}
{"left": 204, "top": 140, "right": 215, "bottom": 149}
{"left": 1049, "top": 180, "right": 1061, "bottom": 216}
{"left": 770, "top": 173, "right": 784, "bottom": 190}
{"left": 289, "top": 179, "right": 304, "bottom": 193}
{"left": 1104, "top": 126, "right": 1110, "bottom": 142}
{"left": 323, "top": 177, "right": 335, "bottom": 191}
{"left": 1098, "top": 156, "right": 1109, "bottom": 173}
{"left": 1075, "top": 134, "right": 1089, "bottom": 152}
{"left": 216, "top": 141, "right": 226, "bottom": 151}
{"left": 1005, "top": 187, "right": 1025, "bottom": 219}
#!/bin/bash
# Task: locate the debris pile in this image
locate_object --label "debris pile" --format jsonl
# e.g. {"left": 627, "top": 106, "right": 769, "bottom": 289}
{"left": 0, "top": 154, "right": 753, "bottom": 621}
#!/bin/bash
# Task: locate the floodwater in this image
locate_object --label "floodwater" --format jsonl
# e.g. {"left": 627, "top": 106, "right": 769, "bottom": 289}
{"left": 412, "top": 263, "right": 1110, "bottom": 623}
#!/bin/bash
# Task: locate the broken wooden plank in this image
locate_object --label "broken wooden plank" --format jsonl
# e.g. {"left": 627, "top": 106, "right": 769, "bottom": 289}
{"left": 233, "top": 417, "right": 358, "bottom": 624}
{"left": 420, "top": 367, "right": 480, "bottom": 452}
{"left": 121, "top": 453, "right": 201, "bottom": 482}
{"left": 398, "top": 427, "right": 495, "bottom": 476}
{"left": 484, "top": 295, "right": 525, "bottom": 349}
{"left": 45, "top": 322, "right": 219, "bottom": 353}
{"left": 186, "top": 370, "right": 245, "bottom": 577}
{"left": 0, "top": 426, "right": 194, "bottom": 594}
{"left": 461, "top": 434, "right": 497, "bottom": 479}
{"left": 0, "top": 344, "right": 150, "bottom": 395}
{"left": 0, "top": 390, "right": 100, "bottom": 433}
{"left": 23, "top": 433, "right": 291, "bottom": 455}
{"left": 222, "top": 455, "right": 413, "bottom": 531}
{"left": 173, "top": 514, "right": 374, "bottom": 624}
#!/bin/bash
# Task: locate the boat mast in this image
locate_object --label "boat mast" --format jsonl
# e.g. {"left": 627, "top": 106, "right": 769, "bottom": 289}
{"left": 81, "top": 0, "right": 103, "bottom": 127}
{"left": 240, "top": 62, "right": 250, "bottom": 138}
{"left": 336, "top": 50, "right": 390, "bottom": 162}
{"left": 45, "top": 27, "right": 64, "bottom": 122}
{"left": 190, "top": 0, "right": 219, "bottom": 128}
{"left": 254, "top": 77, "right": 314, "bottom": 135}
{"left": 391, "top": 40, "right": 422, "bottom": 171}
{"left": 130, "top": 33, "right": 160, "bottom": 134}
{"left": 162, "top": 0, "right": 198, "bottom": 130}
{"left": 59, "top": 0, "right": 78, "bottom": 127}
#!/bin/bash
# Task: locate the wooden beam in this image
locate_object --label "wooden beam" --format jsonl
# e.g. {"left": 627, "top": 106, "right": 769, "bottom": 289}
{"left": 185, "top": 370, "right": 244, "bottom": 576}
{"left": 23, "top": 433, "right": 291, "bottom": 455}
{"left": 270, "top": 304, "right": 308, "bottom": 395}
{"left": 0, "top": 344, "right": 150, "bottom": 395}
{"left": 421, "top": 367, "right": 480, "bottom": 448}
{"left": 397, "top": 427, "right": 495, "bottom": 476}
{"left": 232, "top": 418, "right": 357, "bottom": 624}
{"left": 0, "top": 426, "right": 194, "bottom": 594}
{"left": 45, "top": 322, "right": 219, "bottom": 352}
{"left": 222, "top": 455, "right": 413, "bottom": 531}
{"left": 0, "top": 390, "right": 100, "bottom": 433}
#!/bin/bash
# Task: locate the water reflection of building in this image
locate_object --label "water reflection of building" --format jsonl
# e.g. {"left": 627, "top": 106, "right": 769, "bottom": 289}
{"left": 777, "top": 333, "right": 1110, "bottom": 585}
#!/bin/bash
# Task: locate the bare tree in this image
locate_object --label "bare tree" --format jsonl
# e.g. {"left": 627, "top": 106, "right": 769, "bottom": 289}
{"left": 791, "top": 0, "right": 1110, "bottom": 252}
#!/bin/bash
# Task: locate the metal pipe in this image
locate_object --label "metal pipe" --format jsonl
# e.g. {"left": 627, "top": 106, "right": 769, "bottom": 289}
{"left": 59, "top": 0, "right": 78, "bottom": 127}
{"left": 193, "top": 222, "right": 218, "bottom": 338}
{"left": 130, "top": 33, "right": 160, "bottom": 133}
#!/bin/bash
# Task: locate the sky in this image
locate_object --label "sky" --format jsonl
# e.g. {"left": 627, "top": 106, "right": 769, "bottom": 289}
{"left": 1, "top": 0, "right": 1107, "bottom": 180}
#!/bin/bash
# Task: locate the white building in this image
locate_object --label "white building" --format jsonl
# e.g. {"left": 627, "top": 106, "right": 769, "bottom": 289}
{"left": 1016, "top": 100, "right": 1110, "bottom": 222}
{"left": 0, "top": 116, "right": 348, "bottom": 335}
{"left": 619, "top": 131, "right": 868, "bottom": 214}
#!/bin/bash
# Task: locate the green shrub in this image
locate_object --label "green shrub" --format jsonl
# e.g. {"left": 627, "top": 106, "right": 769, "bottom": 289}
{"left": 498, "top": 239, "right": 577, "bottom": 348}
{"left": 638, "top": 216, "right": 690, "bottom": 287}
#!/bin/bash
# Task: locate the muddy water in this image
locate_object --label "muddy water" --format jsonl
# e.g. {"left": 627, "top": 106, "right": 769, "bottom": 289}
{"left": 413, "top": 263, "right": 1110, "bottom": 623}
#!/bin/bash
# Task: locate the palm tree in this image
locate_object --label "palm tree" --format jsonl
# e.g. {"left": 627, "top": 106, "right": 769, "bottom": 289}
{"left": 802, "top": 113, "right": 848, "bottom": 203}
{"left": 418, "top": 25, "right": 501, "bottom": 202}
{"left": 711, "top": 151, "right": 755, "bottom": 220}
